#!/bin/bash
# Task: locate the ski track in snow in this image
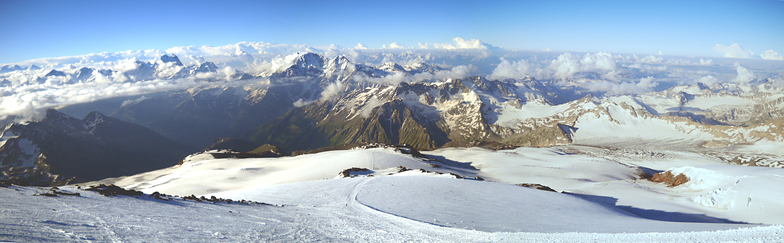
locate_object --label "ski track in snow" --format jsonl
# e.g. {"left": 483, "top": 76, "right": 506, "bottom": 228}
{"left": 56, "top": 200, "right": 121, "bottom": 243}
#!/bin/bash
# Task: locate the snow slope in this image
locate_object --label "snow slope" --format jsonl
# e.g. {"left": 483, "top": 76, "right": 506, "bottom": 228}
{"left": 213, "top": 175, "right": 745, "bottom": 233}
{"left": 102, "top": 148, "right": 476, "bottom": 196}
{"left": 4, "top": 146, "right": 784, "bottom": 241}
{"left": 97, "top": 146, "right": 784, "bottom": 226}
{"left": 426, "top": 147, "right": 784, "bottom": 225}
{"left": 3, "top": 180, "right": 782, "bottom": 242}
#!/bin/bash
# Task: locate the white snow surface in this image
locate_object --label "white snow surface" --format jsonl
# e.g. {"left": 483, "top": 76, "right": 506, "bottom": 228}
{"left": 494, "top": 101, "right": 571, "bottom": 128}
{"left": 685, "top": 96, "right": 756, "bottom": 110}
{"left": 2, "top": 185, "right": 782, "bottom": 242}
{"left": 4, "top": 147, "right": 784, "bottom": 242}
{"left": 570, "top": 102, "right": 710, "bottom": 146}
{"left": 665, "top": 165, "right": 784, "bottom": 222}
{"left": 0, "top": 128, "right": 19, "bottom": 148}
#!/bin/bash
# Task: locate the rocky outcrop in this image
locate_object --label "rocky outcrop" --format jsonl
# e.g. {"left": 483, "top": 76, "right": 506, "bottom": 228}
{"left": 650, "top": 171, "right": 690, "bottom": 187}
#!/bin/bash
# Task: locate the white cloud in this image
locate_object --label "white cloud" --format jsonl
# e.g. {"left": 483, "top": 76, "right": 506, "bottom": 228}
{"left": 413, "top": 65, "right": 474, "bottom": 81}
{"left": 713, "top": 43, "right": 754, "bottom": 58}
{"left": 760, "top": 50, "right": 784, "bottom": 61}
{"left": 630, "top": 55, "right": 712, "bottom": 66}
{"left": 488, "top": 58, "right": 532, "bottom": 80}
{"left": 383, "top": 42, "right": 407, "bottom": 49}
{"left": 319, "top": 81, "right": 343, "bottom": 101}
{"left": 353, "top": 71, "right": 405, "bottom": 86}
{"left": 353, "top": 65, "right": 474, "bottom": 85}
{"left": 544, "top": 47, "right": 553, "bottom": 52}
{"left": 292, "top": 98, "right": 312, "bottom": 107}
{"left": 695, "top": 75, "right": 719, "bottom": 86}
{"left": 0, "top": 71, "right": 266, "bottom": 121}
{"left": 355, "top": 43, "right": 368, "bottom": 50}
{"left": 452, "top": 37, "right": 487, "bottom": 49}
{"left": 640, "top": 55, "right": 663, "bottom": 63}
{"left": 418, "top": 37, "right": 497, "bottom": 50}
{"left": 586, "top": 76, "right": 658, "bottom": 95}
{"left": 733, "top": 63, "right": 755, "bottom": 83}
{"left": 638, "top": 76, "right": 657, "bottom": 89}
{"left": 360, "top": 97, "right": 383, "bottom": 118}
{"left": 547, "top": 52, "right": 616, "bottom": 79}
{"left": 121, "top": 96, "right": 149, "bottom": 107}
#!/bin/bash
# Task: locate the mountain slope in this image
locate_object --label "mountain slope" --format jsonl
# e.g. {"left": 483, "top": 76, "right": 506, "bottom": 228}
{"left": 248, "top": 77, "right": 582, "bottom": 152}
{"left": 0, "top": 109, "right": 195, "bottom": 185}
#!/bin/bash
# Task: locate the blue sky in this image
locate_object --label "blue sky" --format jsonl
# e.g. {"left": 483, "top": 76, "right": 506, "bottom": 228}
{"left": 1, "top": 0, "right": 782, "bottom": 64}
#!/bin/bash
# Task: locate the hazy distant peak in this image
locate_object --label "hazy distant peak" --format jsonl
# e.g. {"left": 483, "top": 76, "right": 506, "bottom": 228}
{"left": 160, "top": 54, "right": 183, "bottom": 66}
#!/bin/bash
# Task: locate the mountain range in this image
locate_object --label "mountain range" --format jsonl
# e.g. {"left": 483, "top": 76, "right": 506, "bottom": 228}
{"left": 2, "top": 51, "right": 783, "bottom": 185}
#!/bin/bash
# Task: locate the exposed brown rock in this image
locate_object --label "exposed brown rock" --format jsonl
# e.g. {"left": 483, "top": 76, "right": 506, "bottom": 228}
{"left": 650, "top": 171, "right": 690, "bottom": 187}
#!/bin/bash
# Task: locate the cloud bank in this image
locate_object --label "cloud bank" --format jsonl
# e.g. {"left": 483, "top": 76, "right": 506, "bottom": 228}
{"left": 0, "top": 77, "right": 259, "bottom": 121}
{"left": 418, "top": 37, "right": 498, "bottom": 50}
{"left": 713, "top": 44, "right": 754, "bottom": 59}
{"left": 695, "top": 75, "right": 719, "bottom": 86}
{"left": 760, "top": 50, "right": 783, "bottom": 61}
{"left": 353, "top": 65, "right": 475, "bottom": 85}
{"left": 487, "top": 58, "right": 533, "bottom": 80}
{"left": 586, "top": 76, "right": 658, "bottom": 95}
{"left": 733, "top": 63, "right": 755, "bottom": 83}
{"left": 547, "top": 52, "right": 616, "bottom": 79}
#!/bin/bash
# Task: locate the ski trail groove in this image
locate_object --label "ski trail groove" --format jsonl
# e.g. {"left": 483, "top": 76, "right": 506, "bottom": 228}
{"left": 59, "top": 200, "right": 122, "bottom": 243}
{"left": 347, "top": 177, "right": 450, "bottom": 229}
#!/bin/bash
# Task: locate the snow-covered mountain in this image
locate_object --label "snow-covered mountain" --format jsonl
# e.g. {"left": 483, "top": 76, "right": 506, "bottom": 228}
{"left": 111, "top": 53, "right": 360, "bottom": 148}
{"left": 0, "top": 54, "right": 250, "bottom": 88}
{"left": 244, "top": 56, "right": 783, "bottom": 166}
{"left": 0, "top": 109, "right": 194, "bottom": 186}
{"left": 34, "top": 51, "right": 771, "bottom": 168}
{"left": 111, "top": 52, "right": 446, "bottom": 148}
{"left": 0, "top": 64, "right": 24, "bottom": 73}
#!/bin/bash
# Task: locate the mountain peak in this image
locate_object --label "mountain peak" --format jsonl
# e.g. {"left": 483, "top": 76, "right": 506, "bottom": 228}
{"left": 196, "top": 62, "right": 219, "bottom": 73}
{"left": 39, "top": 109, "right": 85, "bottom": 131}
{"left": 276, "top": 52, "right": 326, "bottom": 77}
{"left": 82, "top": 111, "right": 112, "bottom": 133}
{"left": 161, "top": 54, "right": 184, "bottom": 66}
{"left": 75, "top": 67, "right": 94, "bottom": 80}
{"left": 82, "top": 111, "right": 108, "bottom": 121}
{"left": 44, "top": 109, "right": 66, "bottom": 119}
{"left": 0, "top": 64, "right": 22, "bottom": 73}
{"left": 44, "top": 69, "right": 66, "bottom": 77}
{"left": 379, "top": 62, "right": 406, "bottom": 73}
{"left": 695, "top": 82, "right": 710, "bottom": 90}
{"left": 292, "top": 52, "right": 325, "bottom": 67}
{"left": 325, "top": 55, "right": 354, "bottom": 73}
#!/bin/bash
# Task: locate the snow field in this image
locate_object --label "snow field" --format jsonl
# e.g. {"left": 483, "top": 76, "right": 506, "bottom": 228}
{"left": 2, "top": 185, "right": 782, "bottom": 242}
{"left": 4, "top": 146, "right": 784, "bottom": 241}
{"left": 105, "top": 148, "right": 471, "bottom": 196}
